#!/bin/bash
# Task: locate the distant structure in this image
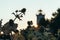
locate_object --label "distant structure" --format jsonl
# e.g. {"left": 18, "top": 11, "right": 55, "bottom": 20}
{"left": 36, "top": 9, "right": 45, "bottom": 26}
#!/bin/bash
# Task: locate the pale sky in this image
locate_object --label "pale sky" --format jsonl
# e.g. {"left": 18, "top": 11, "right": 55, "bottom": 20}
{"left": 0, "top": 0, "right": 60, "bottom": 30}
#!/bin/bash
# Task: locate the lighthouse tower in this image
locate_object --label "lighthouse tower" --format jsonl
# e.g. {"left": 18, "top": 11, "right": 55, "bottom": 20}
{"left": 36, "top": 9, "right": 45, "bottom": 26}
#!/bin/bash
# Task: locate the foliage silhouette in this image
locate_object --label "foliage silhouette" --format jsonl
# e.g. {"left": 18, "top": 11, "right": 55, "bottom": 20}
{"left": 50, "top": 8, "right": 60, "bottom": 37}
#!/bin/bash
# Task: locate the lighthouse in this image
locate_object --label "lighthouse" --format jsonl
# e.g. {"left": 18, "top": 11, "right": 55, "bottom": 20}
{"left": 36, "top": 9, "right": 45, "bottom": 26}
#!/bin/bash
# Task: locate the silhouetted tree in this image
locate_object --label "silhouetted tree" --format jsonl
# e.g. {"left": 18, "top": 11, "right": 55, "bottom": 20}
{"left": 0, "top": 19, "right": 2, "bottom": 27}
{"left": 27, "top": 21, "right": 33, "bottom": 29}
{"left": 50, "top": 8, "right": 60, "bottom": 37}
{"left": 12, "top": 8, "right": 26, "bottom": 21}
{"left": 9, "top": 19, "right": 14, "bottom": 26}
